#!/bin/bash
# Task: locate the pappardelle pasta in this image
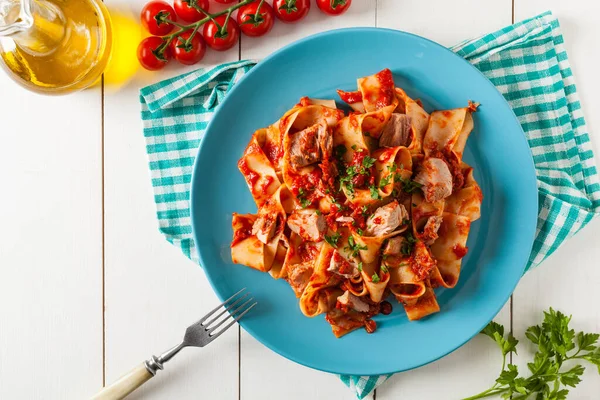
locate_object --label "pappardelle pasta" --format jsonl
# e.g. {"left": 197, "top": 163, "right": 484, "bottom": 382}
{"left": 231, "top": 68, "right": 483, "bottom": 337}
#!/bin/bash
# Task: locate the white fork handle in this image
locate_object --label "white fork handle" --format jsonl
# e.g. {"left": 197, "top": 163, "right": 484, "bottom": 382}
{"left": 91, "top": 363, "right": 153, "bottom": 400}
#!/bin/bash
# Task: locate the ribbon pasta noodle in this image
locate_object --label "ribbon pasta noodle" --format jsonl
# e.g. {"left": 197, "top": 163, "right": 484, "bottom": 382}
{"left": 232, "top": 69, "right": 483, "bottom": 337}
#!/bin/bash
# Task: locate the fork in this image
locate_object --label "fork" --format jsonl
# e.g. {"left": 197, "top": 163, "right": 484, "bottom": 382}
{"left": 91, "top": 288, "right": 256, "bottom": 400}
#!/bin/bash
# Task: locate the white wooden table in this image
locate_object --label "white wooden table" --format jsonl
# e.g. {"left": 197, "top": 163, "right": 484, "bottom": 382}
{"left": 1, "top": 0, "right": 599, "bottom": 399}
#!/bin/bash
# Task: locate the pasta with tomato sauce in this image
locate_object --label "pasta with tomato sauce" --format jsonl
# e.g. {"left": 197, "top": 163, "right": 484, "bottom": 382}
{"left": 231, "top": 68, "right": 482, "bottom": 337}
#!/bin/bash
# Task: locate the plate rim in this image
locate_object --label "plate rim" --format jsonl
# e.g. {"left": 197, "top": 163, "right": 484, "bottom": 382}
{"left": 190, "top": 27, "right": 538, "bottom": 375}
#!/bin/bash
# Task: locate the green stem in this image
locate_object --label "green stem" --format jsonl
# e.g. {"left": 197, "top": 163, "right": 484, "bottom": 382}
{"left": 166, "top": 0, "right": 254, "bottom": 40}
{"left": 461, "top": 387, "right": 507, "bottom": 400}
{"left": 254, "top": 0, "right": 266, "bottom": 19}
{"left": 220, "top": 10, "right": 233, "bottom": 36}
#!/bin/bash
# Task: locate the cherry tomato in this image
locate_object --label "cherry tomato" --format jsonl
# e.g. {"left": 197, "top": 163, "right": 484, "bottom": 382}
{"left": 173, "top": 0, "right": 210, "bottom": 22}
{"left": 316, "top": 0, "right": 351, "bottom": 15}
{"left": 141, "top": 1, "right": 176, "bottom": 36}
{"left": 237, "top": 1, "right": 275, "bottom": 37}
{"left": 214, "top": 0, "right": 236, "bottom": 3}
{"left": 273, "top": 0, "right": 310, "bottom": 23}
{"left": 137, "top": 36, "right": 171, "bottom": 70}
{"left": 202, "top": 15, "right": 240, "bottom": 51}
{"left": 170, "top": 31, "right": 207, "bottom": 65}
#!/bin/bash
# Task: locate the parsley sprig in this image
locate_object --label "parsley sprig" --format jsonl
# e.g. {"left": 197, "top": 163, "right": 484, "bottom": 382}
{"left": 297, "top": 188, "right": 311, "bottom": 208}
{"left": 463, "top": 308, "right": 600, "bottom": 400}
{"left": 400, "top": 232, "right": 417, "bottom": 256}
{"left": 324, "top": 232, "right": 341, "bottom": 248}
{"left": 345, "top": 236, "right": 367, "bottom": 257}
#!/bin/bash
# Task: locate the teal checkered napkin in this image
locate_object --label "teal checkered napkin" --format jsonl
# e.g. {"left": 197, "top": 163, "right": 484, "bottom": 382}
{"left": 140, "top": 11, "right": 600, "bottom": 399}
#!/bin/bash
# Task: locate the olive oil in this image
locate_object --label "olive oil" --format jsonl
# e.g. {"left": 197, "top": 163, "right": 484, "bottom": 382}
{"left": 0, "top": 0, "right": 112, "bottom": 94}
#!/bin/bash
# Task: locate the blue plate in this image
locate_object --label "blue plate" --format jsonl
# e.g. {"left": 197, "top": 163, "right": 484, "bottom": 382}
{"left": 190, "top": 28, "right": 537, "bottom": 376}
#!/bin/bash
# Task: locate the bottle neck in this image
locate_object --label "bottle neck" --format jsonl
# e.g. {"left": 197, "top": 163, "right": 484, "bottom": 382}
{"left": 0, "top": 0, "right": 65, "bottom": 56}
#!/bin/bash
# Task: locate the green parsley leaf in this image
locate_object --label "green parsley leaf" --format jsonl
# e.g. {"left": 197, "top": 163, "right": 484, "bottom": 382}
{"left": 356, "top": 228, "right": 364, "bottom": 236}
{"left": 559, "top": 365, "right": 584, "bottom": 387}
{"left": 371, "top": 272, "right": 380, "bottom": 283}
{"left": 357, "top": 261, "right": 363, "bottom": 272}
{"left": 577, "top": 332, "right": 599, "bottom": 351}
{"left": 466, "top": 309, "right": 600, "bottom": 400}
{"left": 362, "top": 155, "right": 376, "bottom": 169}
{"left": 369, "top": 185, "right": 381, "bottom": 199}
{"left": 315, "top": 209, "right": 322, "bottom": 216}
{"left": 388, "top": 163, "right": 397, "bottom": 173}
{"left": 380, "top": 264, "right": 389, "bottom": 274}
{"left": 345, "top": 236, "right": 367, "bottom": 257}
{"left": 399, "top": 177, "right": 423, "bottom": 194}
{"left": 324, "top": 232, "right": 341, "bottom": 248}
{"left": 379, "top": 174, "right": 393, "bottom": 188}
{"left": 351, "top": 144, "right": 358, "bottom": 150}
{"left": 400, "top": 232, "right": 417, "bottom": 256}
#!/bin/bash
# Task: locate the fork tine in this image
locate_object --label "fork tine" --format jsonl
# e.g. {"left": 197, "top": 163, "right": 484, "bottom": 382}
{"left": 197, "top": 288, "right": 246, "bottom": 325}
{"left": 208, "top": 301, "right": 257, "bottom": 341}
{"left": 203, "top": 292, "right": 250, "bottom": 328}
{"left": 206, "top": 297, "right": 254, "bottom": 332}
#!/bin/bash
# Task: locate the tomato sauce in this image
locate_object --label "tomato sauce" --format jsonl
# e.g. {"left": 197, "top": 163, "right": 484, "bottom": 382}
{"left": 374, "top": 68, "right": 395, "bottom": 110}
{"left": 238, "top": 158, "right": 259, "bottom": 188}
{"left": 452, "top": 244, "right": 468, "bottom": 259}
{"left": 262, "top": 140, "right": 282, "bottom": 165}
{"left": 337, "top": 89, "right": 363, "bottom": 104}
{"left": 231, "top": 217, "right": 253, "bottom": 247}
{"left": 298, "top": 242, "right": 319, "bottom": 262}
{"left": 349, "top": 150, "right": 375, "bottom": 188}
{"left": 259, "top": 175, "right": 274, "bottom": 195}
{"left": 410, "top": 242, "right": 436, "bottom": 280}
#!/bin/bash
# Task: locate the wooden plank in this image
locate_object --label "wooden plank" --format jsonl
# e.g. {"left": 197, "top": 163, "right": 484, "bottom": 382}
{"left": 102, "top": 1, "right": 240, "bottom": 399}
{"left": 239, "top": 1, "right": 376, "bottom": 399}
{"left": 0, "top": 77, "right": 103, "bottom": 397}
{"left": 375, "top": 0, "right": 513, "bottom": 398}
{"left": 512, "top": 2, "right": 600, "bottom": 397}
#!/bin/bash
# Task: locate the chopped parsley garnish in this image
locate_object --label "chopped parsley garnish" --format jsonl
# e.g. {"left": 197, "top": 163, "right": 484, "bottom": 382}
{"left": 356, "top": 228, "right": 364, "bottom": 236}
{"left": 402, "top": 218, "right": 411, "bottom": 226}
{"left": 380, "top": 264, "right": 389, "bottom": 274}
{"left": 371, "top": 272, "right": 380, "bottom": 283}
{"left": 324, "top": 232, "right": 341, "bottom": 248}
{"left": 315, "top": 210, "right": 322, "bottom": 215}
{"left": 345, "top": 236, "right": 367, "bottom": 257}
{"left": 388, "top": 164, "right": 397, "bottom": 173}
{"left": 391, "top": 188, "right": 399, "bottom": 197}
{"left": 357, "top": 261, "right": 363, "bottom": 272}
{"left": 398, "top": 177, "right": 423, "bottom": 194}
{"left": 351, "top": 144, "right": 358, "bottom": 151}
{"left": 362, "top": 155, "right": 376, "bottom": 169}
{"left": 379, "top": 174, "right": 393, "bottom": 188}
{"left": 400, "top": 232, "right": 417, "bottom": 256}
{"left": 412, "top": 203, "right": 417, "bottom": 207}
{"left": 297, "top": 188, "right": 312, "bottom": 208}
{"left": 361, "top": 205, "right": 369, "bottom": 216}
{"left": 369, "top": 184, "right": 381, "bottom": 199}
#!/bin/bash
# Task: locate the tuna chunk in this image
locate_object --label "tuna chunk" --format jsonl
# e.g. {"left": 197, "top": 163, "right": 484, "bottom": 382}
{"left": 318, "top": 123, "right": 333, "bottom": 158}
{"left": 337, "top": 290, "right": 370, "bottom": 313}
{"left": 328, "top": 251, "right": 359, "bottom": 278}
{"left": 365, "top": 201, "right": 408, "bottom": 237}
{"left": 414, "top": 157, "right": 453, "bottom": 202}
{"left": 287, "top": 209, "right": 326, "bottom": 242}
{"left": 252, "top": 213, "right": 276, "bottom": 244}
{"left": 383, "top": 236, "right": 403, "bottom": 255}
{"left": 289, "top": 123, "right": 329, "bottom": 169}
{"left": 287, "top": 261, "right": 313, "bottom": 297}
{"left": 379, "top": 114, "right": 412, "bottom": 147}
{"left": 421, "top": 215, "right": 443, "bottom": 244}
